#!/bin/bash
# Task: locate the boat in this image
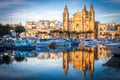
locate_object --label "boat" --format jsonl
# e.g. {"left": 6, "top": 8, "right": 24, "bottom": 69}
{"left": 105, "top": 42, "right": 120, "bottom": 56}
{"left": 5, "top": 39, "right": 36, "bottom": 51}
{"left": 50, "top": 38, "right": 71, "bottom": 46}
{"left": 36, "top": 38, "right": 71, "bottom": 48}
{"left": 83, "top": 39, "right": 99, "bottom": 47}
{"left": 36, "top": 39, "right": 53, "bottom": 48}
{"left": 51, "top": 38, "right": 66, "bottom": 46}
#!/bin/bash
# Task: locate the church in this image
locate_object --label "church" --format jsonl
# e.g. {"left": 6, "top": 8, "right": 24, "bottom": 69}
{"left": 63, "top": 4, "right": 95, "bottom": 38}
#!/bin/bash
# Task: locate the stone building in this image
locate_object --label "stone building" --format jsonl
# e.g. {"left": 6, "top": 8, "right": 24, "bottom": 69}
{"left": 97, "top": 24, "right": 107, "bottom": 39}
{"left": 96, "top": 23, "right": 120, "bottom": 39}
{"left": 63, "top": 4, "right": 95, "bottom": 38}
{"left": 25, "top": 20, "right": 62, "bottom": 38}
{"left": 25, "top": 21, "right": 37, "bottom": 30}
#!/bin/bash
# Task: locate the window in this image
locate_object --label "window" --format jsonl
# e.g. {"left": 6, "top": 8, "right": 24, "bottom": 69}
{"left": 76, "top": 24, "right": 79, "bottom": 27}
{"left": 42, "top": 22, "right": 44, "bottom": 25}
{"left": 90, "top": 14, "right": 92, "bottom": 19}
{"left": 100, "top": 28, "right": 102, "bottom": 31}
{"left": 100, "top": 32, "right": 102, "bottom": 35}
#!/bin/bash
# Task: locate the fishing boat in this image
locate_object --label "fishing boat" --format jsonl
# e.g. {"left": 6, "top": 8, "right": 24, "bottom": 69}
{"left": 5, "top": 39, "right": 35, "bottom": 50}
{"left": 36, "top": 39, "right": 53, "bottom": 48}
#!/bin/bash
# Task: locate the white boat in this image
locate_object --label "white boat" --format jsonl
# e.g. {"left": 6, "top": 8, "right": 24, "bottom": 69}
{"left": 105, "top": 42, "right": 120, "bottom": 56}
{"left": 36, "top": 39, "right": 53, "bottom": 48}
{"left": 36, "top": 38, "right": 71, "bottom": 48}
{"left": 52, "top": 38, "right": 66, "bottom": 46}
{"left": 50, "top": 38, "right": 71, "bottom": 46}
{"left": 84, "top": 39, "right": 98, "bottom": 46}
{"left": 14, "top": 39, "right": 32, "bottom": 46}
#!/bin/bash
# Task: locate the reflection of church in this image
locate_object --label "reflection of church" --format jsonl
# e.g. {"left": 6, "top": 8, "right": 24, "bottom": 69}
{"left": 62, "top": 46, "right": 95, "bottom": 78}
{"left": 62, "top": 45, "right": 111, "bottom": 78}
{"left": 63, "top": 51, "right": 69, "bottom": 76}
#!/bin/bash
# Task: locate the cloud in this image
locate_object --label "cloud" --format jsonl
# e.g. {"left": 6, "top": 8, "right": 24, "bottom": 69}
{"left": 103, "top": 0, "right": 120, "bottom": 4}
{"left": 0, "top": 0, "right": 35, "bottom": 8}
{"left": 1, "top": 8, "right": 62, "bottom": 25}
{"left": 0, "top": 0, "right": 63, "bottom": 25}
{"left": 96, "top": 13, "right": 120, "bottom": 24}
{"left": 7, "top": 9, "right": 61, "bottom": 20}
{"left": 98, "top": 13, "right": 120, "bottom": 18}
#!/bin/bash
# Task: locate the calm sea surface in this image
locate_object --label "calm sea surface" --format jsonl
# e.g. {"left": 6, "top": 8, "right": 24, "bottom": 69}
{"left": 0, "top": 45, "right": 120, "bottom": 80}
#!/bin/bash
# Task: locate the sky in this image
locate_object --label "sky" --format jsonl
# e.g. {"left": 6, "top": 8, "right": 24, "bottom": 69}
{"left": 0, "top": 0, "right": 120, "bottom": 25}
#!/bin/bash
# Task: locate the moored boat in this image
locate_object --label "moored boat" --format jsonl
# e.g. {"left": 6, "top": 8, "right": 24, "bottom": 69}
{"left": 5, "top": 39, "right": 35, "bottom": 51}
{"left": 36, "top": 39, "right": 53, "bottom": 48}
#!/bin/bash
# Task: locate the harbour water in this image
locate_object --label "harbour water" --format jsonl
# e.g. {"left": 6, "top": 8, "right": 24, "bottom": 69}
{"left": 0, "top": 45, "right": 120, "bottom": 80}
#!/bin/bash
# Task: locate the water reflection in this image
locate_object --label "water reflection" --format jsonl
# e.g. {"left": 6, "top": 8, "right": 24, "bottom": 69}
{"left": 63, "top": 46, "right": 94, "bottom": 78}
{"left": 0, "top": 50, "right": 13, "bottom": 65}
{"left": 0, "top": 45, "right": 112, "bottom": 80}
{"left": 62, "top": 45, "right": 111, "bottom": 78}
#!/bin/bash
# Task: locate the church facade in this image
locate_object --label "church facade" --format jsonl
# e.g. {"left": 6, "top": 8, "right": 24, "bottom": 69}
{"left": 63, "top": 4, "right": 95, "bottom": 38}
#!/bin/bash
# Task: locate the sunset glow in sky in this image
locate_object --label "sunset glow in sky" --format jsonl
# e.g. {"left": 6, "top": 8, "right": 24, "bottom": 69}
{"left": 0, "top": 0, "right": 120, "bottom": 25}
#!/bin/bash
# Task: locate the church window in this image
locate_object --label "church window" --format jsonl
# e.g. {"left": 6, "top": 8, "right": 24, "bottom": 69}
{"left": 76, "top": 24, "right": 79, "bottom": 27}
{"left": 90, "top": 14, "right": 92, "bottom": 19}
{"left": 32, "top": 22, "right": 34, "bottom": 25}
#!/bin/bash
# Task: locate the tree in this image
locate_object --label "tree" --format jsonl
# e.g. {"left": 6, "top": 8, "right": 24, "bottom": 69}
{"left": 0, "top": 24, "right": 11, "bottom": 37}
{"left": 14, "top": 26, "right": 25, "bottom": 34}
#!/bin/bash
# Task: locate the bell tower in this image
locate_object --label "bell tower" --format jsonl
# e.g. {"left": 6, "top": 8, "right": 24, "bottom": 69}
{"left": 89, "top": 4, "right": 94, "bottom": 21}
{"left": 63, "top": 5, "right": 69, "bottom": 31}
{"left": 89, "top": 4, "right": 95, "bottom": 38}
